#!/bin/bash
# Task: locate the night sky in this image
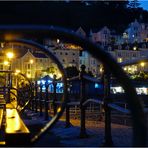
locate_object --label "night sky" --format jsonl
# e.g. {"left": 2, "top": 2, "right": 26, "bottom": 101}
{"left": 0, "top": 1, "right": 147, "bottom": 34}
{"left": 139, "top": 1, "right": 148, "bottom": 11}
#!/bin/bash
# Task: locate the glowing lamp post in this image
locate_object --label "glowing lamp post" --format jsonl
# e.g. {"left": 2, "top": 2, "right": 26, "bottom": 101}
{"left": 6, "top": 52, "right": 14, "bottom": 85}
{"left": 7, "top": 52, "right": 14, "bottom": 60}
{"left": 6, "top": 52, "right": 14, "bottom": 103}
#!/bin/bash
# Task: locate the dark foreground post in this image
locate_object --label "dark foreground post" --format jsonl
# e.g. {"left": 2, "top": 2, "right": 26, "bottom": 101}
{"left": 35, "top": 81, "right": 38, "bottom": 113}
{"left": 65, "top": 80, "right": 72, "bottom": 127}
{"left": 79, "top": 65, "right": 87, "bottom": 138}
{"left": 53, "top": 74, "right": 57, "bottom": 116}
{"left": 30, "top": 82, "right": 34, "bottom": 111}
{"left": 44, "top": 81, "right": 49, "bottom": 121}
{"left": 65, "top": 86, "right": 71, "bottom": 128}
{"left": 39, "top": 82, "right": 43, "bottom": 116}
{"left": 102, "top": 66, "right": 113, "bottom": 146}
{"left": 30, "top": 83, "right": 33, "bottom": 111}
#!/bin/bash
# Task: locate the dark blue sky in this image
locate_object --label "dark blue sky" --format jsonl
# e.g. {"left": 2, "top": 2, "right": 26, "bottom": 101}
{"left": 140, "top": 1, "right": 148, "bottom": 11}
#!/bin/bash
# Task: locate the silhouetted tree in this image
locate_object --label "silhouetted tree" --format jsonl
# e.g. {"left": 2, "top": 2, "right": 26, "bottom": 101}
{"left": 87, "top": 71, "right": 94, "bottom": 77}
{"left": 65, "top": 66, "right": 79, "bottom": 78}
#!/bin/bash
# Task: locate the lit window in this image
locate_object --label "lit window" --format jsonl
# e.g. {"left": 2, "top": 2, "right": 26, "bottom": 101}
{"left": 117, "top": 58, "right": 123, "bottom": 63}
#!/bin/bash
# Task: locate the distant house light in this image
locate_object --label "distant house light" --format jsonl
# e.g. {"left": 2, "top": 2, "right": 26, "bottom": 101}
{"left": 117, "top": 58, "right": 123, "bottom": 63}
{"left": 133, "top": 46, "right": 137, "bottom": 51}
{"left": 57, "top": 39, "right": 60, "bottom": 43}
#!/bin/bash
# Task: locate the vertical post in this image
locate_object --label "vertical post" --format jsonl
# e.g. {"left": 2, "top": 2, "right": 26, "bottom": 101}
{"left": 53, "top": 74, "right": 57, "bottom": 116}
{"left": 3, "top": 85, "right": 6, "bottom": 100}
{"left": 65, "top": 81, "right": 71, "bottom": 128}
{"left": 102, "top": 65, "right": 113, "bottom": 146}
{"left": 39, "top": 82, "right": 43, "bottom": 116}
{"left": 7, "top": 70, "right": 11, "bottom": 103}
{"left": 30, "top": 82, "right": 34, "bottom": 111}
{"left": 79, "top": 65, "right": 87, "bottom": 138}
{"left": 44, "top": 81, "right": 49, "bottom": 121}
{"left": 35, "top": 81, "right": 38, "bottom": 113}
{"left": 31, "top": 83, "right": 35, "bottom": 111}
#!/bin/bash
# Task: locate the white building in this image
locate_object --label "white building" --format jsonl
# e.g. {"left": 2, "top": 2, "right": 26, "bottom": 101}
{"left": 124, "top": 19, "right": 148, "bottom": 43}
{"left": 13, "top": 50, "right": 60, "bottom": 79}
{"left": 76, "top": 27, "right": 101, "bottom": 76}
{"left": 52, "top": 47, "right": 80, "bottom": 68}
{"left": 90, "top": 26, "right": 111, "bottom": 46}
{"left": 107, "top": 45, "right": 148, "bottom": 74}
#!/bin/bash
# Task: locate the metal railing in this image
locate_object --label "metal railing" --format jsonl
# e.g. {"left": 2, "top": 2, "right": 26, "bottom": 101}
{"left": 0, "top": 25, "right": 146, "bottom": 146}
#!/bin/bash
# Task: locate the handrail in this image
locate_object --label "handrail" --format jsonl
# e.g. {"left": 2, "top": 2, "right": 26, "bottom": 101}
{"left": 83, "top": 75, "right": 101, "bottom": 83}
{"left": 82, "top": 99, "right": 103, "bottom": 106}
{"left": 67, "top": 76, "right": 79, "bottom": 81}
{"left": 108, "top": 103, "right": 130, "bottom": 114}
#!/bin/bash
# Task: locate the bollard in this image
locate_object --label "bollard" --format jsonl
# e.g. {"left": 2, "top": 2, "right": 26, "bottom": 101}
{"left": 79, "top": 65, "right": 88, "bottom": 138}
{"left": 102, "top": 66, "right": 113, "bottom": 146}
{"left": 53, "top": 74, "right": 57, "bottom": 116}
{"left": 44, "top": 81, "right": 49, "bottom": 121}
{"left": 39, "top": 82, "right": 43, "bottom": 116}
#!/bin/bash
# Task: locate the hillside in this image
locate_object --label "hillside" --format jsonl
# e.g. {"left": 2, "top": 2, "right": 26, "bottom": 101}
{"left": 0, "top": 1, "right": 147, "bottom": 34}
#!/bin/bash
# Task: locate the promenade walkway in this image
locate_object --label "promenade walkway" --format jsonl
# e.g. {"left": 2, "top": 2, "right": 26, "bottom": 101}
{"left": 51, "top": 119, "right": 133, "bottom": 147}
{"left": 23, "top": 111, "right": 133, "bottom": 147}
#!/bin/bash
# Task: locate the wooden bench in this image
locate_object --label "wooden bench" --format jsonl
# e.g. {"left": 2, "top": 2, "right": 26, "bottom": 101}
{"left": 5, "top": 108, "right": 30, "bottom": 146}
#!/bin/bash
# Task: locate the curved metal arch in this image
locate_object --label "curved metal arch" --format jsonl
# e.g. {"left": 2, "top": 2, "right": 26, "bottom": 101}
{"left": 1, "top": 25, "right": 146, "bottom": 146}
{"left": 9, "top": 90, "right": 18, "bottom": 108}
{"left": 3, "top": 39, "right": 68, "bottom": 144}
{"left": 14, "top": 72, "right": 33, "bottom": 112}
{"left": 0, "top": 70, "right": 33, "bottom": 111}
{"left": 10, "top": 87, "right": 25, "bottom": 110}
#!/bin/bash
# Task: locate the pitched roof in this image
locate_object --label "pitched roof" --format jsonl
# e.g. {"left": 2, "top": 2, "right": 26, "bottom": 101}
{"left": 32, "top": 52, "right": 48, "bottom": 58}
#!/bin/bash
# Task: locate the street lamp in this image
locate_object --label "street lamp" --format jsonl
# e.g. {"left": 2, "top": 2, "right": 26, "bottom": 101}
{"left": 6, "top": 52, "right": 14, "bottom": 60}
{"left": 6, "top": 52, "right": 14, "bottom": 84}
{"left": 140, "top": 62, "right": 145, "bottom": 73}
{"left": 140, "top": 62, "right": 145, "bottom": 67}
